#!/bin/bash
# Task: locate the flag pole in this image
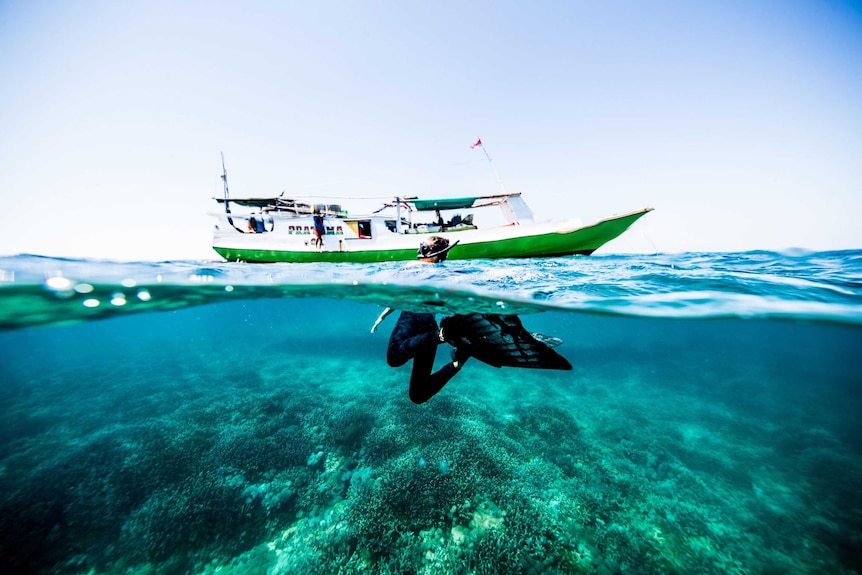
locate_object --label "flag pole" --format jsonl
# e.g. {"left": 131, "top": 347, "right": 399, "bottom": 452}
{"left": 472, "top": 139, "right": 507, "bottom": 195}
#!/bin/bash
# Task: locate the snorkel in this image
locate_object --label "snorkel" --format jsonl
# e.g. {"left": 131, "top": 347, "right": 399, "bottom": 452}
{"left": 417, "top": 239, "right": 460, "bottom": 260}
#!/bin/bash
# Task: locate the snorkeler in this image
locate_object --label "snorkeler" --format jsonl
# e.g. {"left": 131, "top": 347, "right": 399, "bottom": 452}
{"left": 372, "top": 236, "right": 467, "bottom": 404}
{"left": 372, "top": 236, "right": 571, "bottom": 404}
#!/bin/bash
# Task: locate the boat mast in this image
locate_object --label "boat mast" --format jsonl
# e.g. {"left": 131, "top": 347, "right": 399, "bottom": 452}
{"left": 221, "top": 152, "right": 231, "bottom": 208}
{"left": 395, "top": 196, "right": 403, "bottom": 233}
{"left": 473, "top": 139, "right": 527, "bottom": 224}
{"left": 220, "top": 152, "right": 244, "bottom": 232}
{"left": 473, "top": 139, "right": 507, "bottom": 195}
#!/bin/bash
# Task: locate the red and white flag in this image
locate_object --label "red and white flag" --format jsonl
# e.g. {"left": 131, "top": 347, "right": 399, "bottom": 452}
{"left": 470, "top": 138, "right": 482, "bottom": 149}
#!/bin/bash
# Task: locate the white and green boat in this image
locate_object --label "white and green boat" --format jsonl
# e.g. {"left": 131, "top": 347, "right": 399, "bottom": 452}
{"left": 211, "top": 161, "right": 652, "bottom": 263}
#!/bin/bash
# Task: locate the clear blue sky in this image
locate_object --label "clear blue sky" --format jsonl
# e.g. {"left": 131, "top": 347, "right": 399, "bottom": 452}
{"left": 1, "top": 0, "right": 860, "bottom": 260}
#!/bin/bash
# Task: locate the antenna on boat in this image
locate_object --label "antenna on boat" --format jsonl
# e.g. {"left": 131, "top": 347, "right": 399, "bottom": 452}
{"left": 220, "top": 152, "right": 230, "bottom": 206}
{"left": 471, "top": 138, "right": 507, "bottom": 195}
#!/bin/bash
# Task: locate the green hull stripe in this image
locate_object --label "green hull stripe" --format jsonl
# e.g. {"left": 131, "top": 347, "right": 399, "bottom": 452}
{"left": 213, "top": 210, "right": 650, "bottom": 263}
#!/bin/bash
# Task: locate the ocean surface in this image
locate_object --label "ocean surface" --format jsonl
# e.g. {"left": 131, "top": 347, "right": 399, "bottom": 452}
{"left": 1, "top": 251, "right": 860, "bottom": 574}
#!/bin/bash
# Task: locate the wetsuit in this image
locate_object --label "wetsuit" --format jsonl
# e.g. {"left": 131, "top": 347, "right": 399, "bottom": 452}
{"left": 386, "top": 311, "right": 461, "bottom": 404}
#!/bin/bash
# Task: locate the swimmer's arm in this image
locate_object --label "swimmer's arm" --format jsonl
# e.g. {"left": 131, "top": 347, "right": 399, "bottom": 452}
{"left": 370, "top": 307, "right": 394, "bottom": 333}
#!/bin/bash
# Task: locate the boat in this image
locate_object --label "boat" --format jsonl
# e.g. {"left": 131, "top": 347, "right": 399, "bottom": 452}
{"left": 211, "top": 159, "right": 653, "bottom": 263}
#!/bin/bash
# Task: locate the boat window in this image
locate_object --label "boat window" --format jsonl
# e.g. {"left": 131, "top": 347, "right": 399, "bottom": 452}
{"left": 345, "top": 220, "right": 372, "bottom": 238}
{"left": 385, "top": 219, "right": 412, "bottom": 233}
{"left": 358, "top": 220, "right": 372, "bottom": 238}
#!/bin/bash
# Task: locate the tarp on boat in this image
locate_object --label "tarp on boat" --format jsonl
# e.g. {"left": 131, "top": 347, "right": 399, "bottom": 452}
{"left": 410, "top": 197, "right": 480, "bottom": 210}
{"left": 215, "top": 197, "right": 284, "bottom": 208}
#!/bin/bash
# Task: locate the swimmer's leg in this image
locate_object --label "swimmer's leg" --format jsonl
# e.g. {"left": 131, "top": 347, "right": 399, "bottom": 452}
{"left": 408, "top": 350, "right": 462, "bottom": 404}
{"left": 410, "top": 349, "right": 470, "bottom": 403}
{"left": 386, "top": 312, "right": 439, "bottom": 367}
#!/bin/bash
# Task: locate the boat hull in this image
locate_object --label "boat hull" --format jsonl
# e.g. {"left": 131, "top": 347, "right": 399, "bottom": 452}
{"left": 212, "top": 208, "right": 652, "bottom": 263}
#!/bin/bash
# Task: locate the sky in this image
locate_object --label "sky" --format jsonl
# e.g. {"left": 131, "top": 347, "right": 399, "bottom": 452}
{"left": 1, "top": 0, "right": 860, "bottom": 261}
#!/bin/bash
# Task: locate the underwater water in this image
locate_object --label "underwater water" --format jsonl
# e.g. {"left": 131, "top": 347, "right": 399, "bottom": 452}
{"left": 0, "top": 251, "right": 860, "bottom": 574}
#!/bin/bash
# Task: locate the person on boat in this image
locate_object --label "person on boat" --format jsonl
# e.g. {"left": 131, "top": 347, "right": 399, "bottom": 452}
{"left": 248, "top": 213, "right": 262, "bottom": 233}
{"left": 371, "top": 236, "right": 469, "bottom": 404}
{"left": 312, "top": 212, "right": 326, "bottom": 250}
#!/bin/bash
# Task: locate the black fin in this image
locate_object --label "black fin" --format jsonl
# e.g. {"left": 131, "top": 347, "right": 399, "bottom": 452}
{"left": 442, "top": 314, "right": 572, "bottom": 370}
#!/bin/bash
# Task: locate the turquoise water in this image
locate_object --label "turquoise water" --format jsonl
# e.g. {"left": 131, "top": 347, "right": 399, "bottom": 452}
{"left": 1, "top": 251, "right": 860, "bottom": 574}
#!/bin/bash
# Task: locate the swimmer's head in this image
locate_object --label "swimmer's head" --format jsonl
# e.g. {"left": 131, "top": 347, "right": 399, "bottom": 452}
{"left": 417, "top": 236, "right": 459, "bottom": 262}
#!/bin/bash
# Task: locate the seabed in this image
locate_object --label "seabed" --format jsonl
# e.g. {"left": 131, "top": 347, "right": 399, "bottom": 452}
{"left": 1, "top": 300, "right": 860, "bottom": 574}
